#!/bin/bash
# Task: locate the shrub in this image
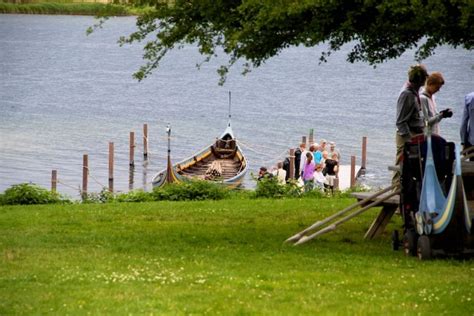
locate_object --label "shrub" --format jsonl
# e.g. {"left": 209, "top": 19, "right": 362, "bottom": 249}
{"left": 115, "top": 190, "right": 154, "bottom": 203}
{"left": 1, "top": 183, "right": 70, "bottom": 205}
{"left": 254, "top": 177, "right": 302, "bottom": 198}
{"left": 82, "top": 188, "right": 115, "bottom": 204}
{"left": 152, "top": 180, "right": 229, "bottom": 201}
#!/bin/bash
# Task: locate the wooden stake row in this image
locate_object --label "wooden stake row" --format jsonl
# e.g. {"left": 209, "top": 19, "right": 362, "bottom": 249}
{"left": 51, "top": 123, "right": 150, "bottom": 199}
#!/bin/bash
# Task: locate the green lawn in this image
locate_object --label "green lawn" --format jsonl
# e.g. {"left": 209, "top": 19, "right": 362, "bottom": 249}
{"left": 1, "top": 198, "right": 473, "bottom": 315}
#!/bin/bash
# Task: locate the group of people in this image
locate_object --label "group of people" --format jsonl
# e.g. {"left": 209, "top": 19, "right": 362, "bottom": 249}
{"left": 392, "top": 64, "right": 474, "bottom": 187}
{"left": 258, "top": 139, "right": 341, "bottom": 193}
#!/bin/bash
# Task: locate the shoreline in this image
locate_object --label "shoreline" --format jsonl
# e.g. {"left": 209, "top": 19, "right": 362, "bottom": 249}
{"left": 0, "top": 2, "right": 149, "bottom": 16}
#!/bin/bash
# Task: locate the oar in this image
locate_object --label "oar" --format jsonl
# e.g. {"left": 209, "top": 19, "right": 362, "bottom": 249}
{"left": 285, "top": 184, "right": 396, "bottom": 244}
{"left": 294, "top": 190, "right": 400, "bottom": 245}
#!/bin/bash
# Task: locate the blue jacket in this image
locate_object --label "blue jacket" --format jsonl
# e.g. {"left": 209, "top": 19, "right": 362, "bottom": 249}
{"left": 460, "top": 92, "right": 474, "bottom": 145}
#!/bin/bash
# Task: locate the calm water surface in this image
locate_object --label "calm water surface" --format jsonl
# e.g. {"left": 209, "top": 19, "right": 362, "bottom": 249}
{"left": 1, "top": 14, "right": 473, "bottom": 198}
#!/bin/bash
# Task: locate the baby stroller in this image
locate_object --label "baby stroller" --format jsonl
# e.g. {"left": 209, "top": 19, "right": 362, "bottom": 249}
{"left": 396, "top": 113, "right": 474, "bottom": 259}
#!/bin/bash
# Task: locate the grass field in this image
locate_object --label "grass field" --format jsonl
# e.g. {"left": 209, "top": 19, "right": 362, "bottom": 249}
{"left": 1, "top": 197, "right": 473, "bottom": 315}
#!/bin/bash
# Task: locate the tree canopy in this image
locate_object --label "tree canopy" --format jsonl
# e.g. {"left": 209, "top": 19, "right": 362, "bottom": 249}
{"left": 121, "top": 0, "right": 474, "bottom": 83}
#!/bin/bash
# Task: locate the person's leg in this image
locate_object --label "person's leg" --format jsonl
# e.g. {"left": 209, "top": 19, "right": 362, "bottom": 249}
{"left": 391, "top": 132, "right": 407, "bottom": 188}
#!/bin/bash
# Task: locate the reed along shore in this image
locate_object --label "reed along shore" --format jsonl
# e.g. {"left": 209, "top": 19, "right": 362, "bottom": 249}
{"left": 0, "top": 2, "right": 148, "bottom": 16}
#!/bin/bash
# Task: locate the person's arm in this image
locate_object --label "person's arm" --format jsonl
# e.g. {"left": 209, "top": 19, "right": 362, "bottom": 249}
{"left": 396, "top": 91, "right": 416, "bottom": 137}
{"left": 460, "top": 98, "right": 470, "bottom": 145}
{"left": 419, "top": 95, "right": 431, "bottom": 122}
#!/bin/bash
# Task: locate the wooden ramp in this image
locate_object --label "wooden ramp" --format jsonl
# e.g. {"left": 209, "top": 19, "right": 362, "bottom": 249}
{"left": 351, "top": 191, "right": 400, "bottom": 240}
{"left": 286, "top": 185, "right": 399, "bottom": 245}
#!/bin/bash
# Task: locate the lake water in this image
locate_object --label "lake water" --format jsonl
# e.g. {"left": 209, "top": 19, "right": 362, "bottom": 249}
{"left": 1, "top": 14, "right": 473, "bottom": 198}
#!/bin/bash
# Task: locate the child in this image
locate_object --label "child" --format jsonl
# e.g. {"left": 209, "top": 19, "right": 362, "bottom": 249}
{"left": 302, "top": 152, "right": 315, "bottom": 192}
{"left": 313, "top": 163, "right": 327, "bottom": 191}
{"left": 324, "top": 153, "right": 339, "bottom": 194}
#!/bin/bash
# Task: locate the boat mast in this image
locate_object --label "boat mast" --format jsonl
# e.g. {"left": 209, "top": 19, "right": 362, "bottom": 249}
{"left": 228, "top": 91, "right": 232, "bottom": 127}
{"left": 166, "top": 123, "right": 173, "bottom": 184}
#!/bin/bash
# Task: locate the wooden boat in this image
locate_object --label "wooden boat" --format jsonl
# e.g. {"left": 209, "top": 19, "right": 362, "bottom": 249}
{"left": 152, "top": 122, "right": 248, "bottom": 188}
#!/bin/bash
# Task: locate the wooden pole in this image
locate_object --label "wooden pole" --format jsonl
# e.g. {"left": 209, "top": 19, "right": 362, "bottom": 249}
{"left": 309, "top": 129, "right": 314, "bottom": 145}
{"left": 361, "top": 136, "right": 367, "bottom": 170}
{"left": 129, "top": 165, "right": 134, "bottom": 191}
{"left": 82, "top": 154, "right": 88, "bottom": 200}
{"left": 129, "top": 131, "right": 135, "bottom": 167}
{"left": 350, "top": 155, "right": 356, "bottom": 188}
{"left": 108, "top": 142, "right": 114, "bottom": 193}
{"left": 302, "top": 136, "right": 307, "bottom": 146}
{"left": 143, "top": 123, "right": 148, "bottom": 160}
{"left": 51, "top": 170, "right": 57, "bottom": 192}
{"left": 289, "top": 148, "right": 295, "bottom": 179}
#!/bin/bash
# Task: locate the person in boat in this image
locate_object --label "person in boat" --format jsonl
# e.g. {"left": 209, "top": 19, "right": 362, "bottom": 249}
{"left": 392, "top": 64, "right": 429, "bottom": 188}
{"left": 302, "top": 152, "right": 315, "bottom": 192}
{"left": 420, "top": 72, "right": 447, "bottom": 135}
{"left": 272, "top": 161, "right": 287, "bottom": 185}
{"left": 324, "top": 152, "right": 339, "bottom": 194}
{"left": 461, "top": 91, "right": 474, "bottom": 161}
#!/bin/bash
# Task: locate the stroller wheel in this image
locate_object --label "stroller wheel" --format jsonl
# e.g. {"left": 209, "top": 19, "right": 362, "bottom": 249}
{"left": 417, "top": 235, "right": 432, "bottom": 260}
{"left": 403, "top": 229, "right": 417, "bottom": 256}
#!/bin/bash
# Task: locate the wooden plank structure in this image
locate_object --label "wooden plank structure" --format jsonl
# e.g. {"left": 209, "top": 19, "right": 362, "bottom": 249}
{"left": 351, "top": 191, "right": 400, "bottom": 240}
{"left": 286, "top": 185, "right": 399, "bottom": 245}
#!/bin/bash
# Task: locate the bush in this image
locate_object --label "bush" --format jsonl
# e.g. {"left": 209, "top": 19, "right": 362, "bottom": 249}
{"left": 254, "top": 177, "right": 302, "bottom": 198}
{"left": 0, "top": 183, "right": 70, "bottom": 205}
{"left": 152, "top": 180, "right": 230, "bottom": 201}
{"left": 82, "top": 188, "right": 115, "bottom": 204}
{"left": 115, "top": 190, "right": 154, "bottom": 203}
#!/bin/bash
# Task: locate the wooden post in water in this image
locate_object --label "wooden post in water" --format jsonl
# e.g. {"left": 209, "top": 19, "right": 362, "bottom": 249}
{"left": 309, "top": 129, "right": 314, "bottom": 145}
{"left": 350, "top": 155, "right": 356, "bottom": 188}
{"left": 51, "top": 170, "right": 57, "bottom": 192}
{"left": 361, "top": 136, "right": 367, "bottom": 170}
{"left": 302, "top": 136, "right": 307, "bottom": 146}
{"left": 143, "top": 123, "right": 148, "bottom": 161}
{"left": 129, "top": 131, "right": 135, "bottom": 167}
{"left": 108, "top": 142, "right": 114, "bottom": 193}
{"left": 289, "top": 148, "right": 295, "bottom": 179}
{"left": 82, "top": 154, "right": 88, "bottom": 200}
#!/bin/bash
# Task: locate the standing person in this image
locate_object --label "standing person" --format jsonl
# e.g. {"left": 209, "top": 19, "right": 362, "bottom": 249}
{"left": 282, "top": 157, "right": 290, "bottom": 182}
{"left": 420, "top": 72, "right": 445, "bottom": 135}
{"left": 328, "top": 142, "right": 341, "bottom": 161}
{"left": 299, "top": 143, "right": 310, "bottom": 179}
{"left": 320, "top": 150, "right": 329, "bottom": 175}
{"left": 313, "top": 143, "right": 323, "bottom": 165}
{"left": 324, "top": 153, "right": 339, "bottom": 194}
{"left": 313, "top": 163, "right": 326, "bottom": 191}
{"left": 294, "top": 143, "right": 306, "bottom": 180}
{"left": 272, "top": 161, "right": 287, "bottom": 185}
{"left": 392, "top": 64, "right": 429, "bottom": 188}
{"left": 302, "top": 152, "right": 315, "bottom": 192}
{"left": 320, "top": 139, "right": 327, "bottom": 153}
{"left": 461, "top": 91, "right": 474, "bottom": 161}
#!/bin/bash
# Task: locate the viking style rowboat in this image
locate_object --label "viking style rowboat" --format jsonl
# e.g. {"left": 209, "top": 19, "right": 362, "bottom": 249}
{"left": 152, "top": 121, "right": 248, "bottom": 188}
